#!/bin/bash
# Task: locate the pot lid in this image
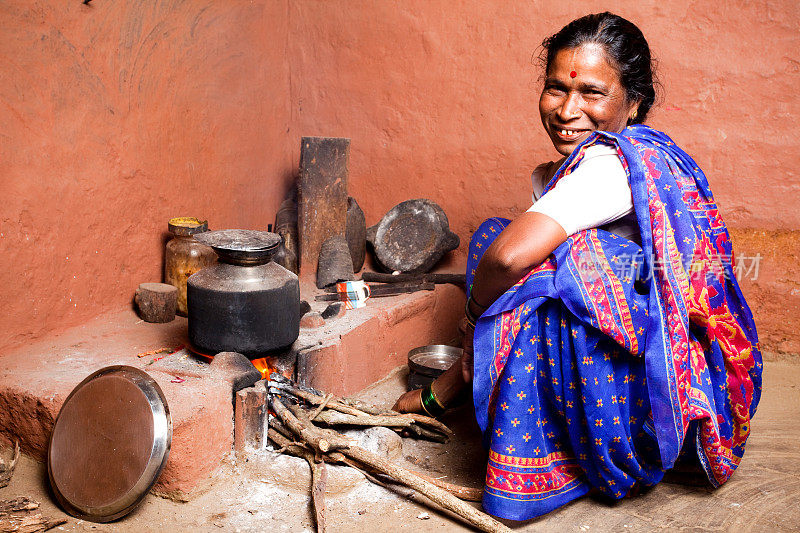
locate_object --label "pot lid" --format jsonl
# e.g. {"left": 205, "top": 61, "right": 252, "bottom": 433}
{"left": 48, "top": 366, "right": 172, "bottom": 523}
{"left": 194, "top": 229, "right": 281, "bottom": 265}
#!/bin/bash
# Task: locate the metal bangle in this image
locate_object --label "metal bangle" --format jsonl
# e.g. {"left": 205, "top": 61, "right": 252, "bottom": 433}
{"left": 418, "top": 390, "right": 434, "bottom": 418}
{"left": 465, "top": 297, "right": 481, "bottom": 326}
{"left": 469, "top": 293, "right": 489, "bottom": 311}
{"left": 421, "top": 384, "right": 446, "bottom": 418}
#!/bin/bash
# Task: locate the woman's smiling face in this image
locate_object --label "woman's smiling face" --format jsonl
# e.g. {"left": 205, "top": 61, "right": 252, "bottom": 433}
{"left": 539, "top": 43, "right": 638, "bottom": 156}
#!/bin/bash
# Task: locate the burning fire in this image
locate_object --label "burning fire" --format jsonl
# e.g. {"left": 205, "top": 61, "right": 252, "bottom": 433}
{"left": 251, "top": 357, "right": 294, "bottom": 379}
{"left": 190, "top": 348, "right": 289, "bottom": 381}
{"left": 250, "top": 357, "right": 276, "bottom": 380}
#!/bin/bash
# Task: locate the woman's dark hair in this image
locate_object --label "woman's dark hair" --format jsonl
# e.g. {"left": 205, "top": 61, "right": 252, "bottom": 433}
{"left": 541, "top": 12, "right": 658, "bottom": 124}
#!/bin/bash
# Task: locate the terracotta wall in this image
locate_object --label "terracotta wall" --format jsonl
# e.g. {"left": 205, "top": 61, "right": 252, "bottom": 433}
{"left": 2, "top": 1, "right": 799, "bottom": 354}
{"left": 0, "top": 1, "right": 294, "bottom": 352}
{"left": 287, "top": 1, "right": 800, "bottom": 354}
{"left": 290, "top": 1, "right": 800, "bottom": 231}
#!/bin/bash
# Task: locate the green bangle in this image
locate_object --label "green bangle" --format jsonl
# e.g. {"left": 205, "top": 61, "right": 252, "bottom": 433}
{"left": 420, "top": 384, "right": 446, "bottom": 418}
{"left": 418, "top": 396, "right": 433, "bottom": 418}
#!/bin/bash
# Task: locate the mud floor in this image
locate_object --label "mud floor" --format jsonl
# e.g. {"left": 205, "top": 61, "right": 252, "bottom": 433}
{"left": 1, "top": 361, "right": 799, "bottom": 532}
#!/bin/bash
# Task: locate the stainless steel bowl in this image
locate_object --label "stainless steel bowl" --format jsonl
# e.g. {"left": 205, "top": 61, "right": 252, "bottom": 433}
{"left": 407, "top": 344, "right": 462, "bottom": 390}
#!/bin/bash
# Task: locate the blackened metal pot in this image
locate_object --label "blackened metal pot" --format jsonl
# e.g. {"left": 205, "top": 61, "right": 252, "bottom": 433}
{"left": 187, "top": 230, "right": 300, "bottom": 357}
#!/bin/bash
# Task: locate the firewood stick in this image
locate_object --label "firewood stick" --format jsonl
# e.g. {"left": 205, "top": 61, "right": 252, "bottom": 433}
{"left": 267, "top": 427, "right": 311, "bottom": 456}
{"left": 267, "top": 430, "right": 327, "bottom": 533}
{"left": 270, "top": 424, "right": 483, "bottom": 505}
{"left": 331, "top": 454, "right": 483, "bottom": 502}
{"left": 270, "top": 374, "right": 451, "bottom": 437}
{"left": 272, "top": 382, "right": 453, "bottom": 438}
{"left": 339, "top": 398, "right": 455, "bottom": 438}
{"left": 310, "top": 458, "right": 328, "bottom": 533}
{"left": 270, "top": 397, "right": 350, "bottom": 454}
{"left": 393, "top": 413, "right": 453, "bottom": 438}
{"left": 309, "top": 444, "right": 482, "bottom": 506}
{"left": 310, "top": 409, "right": 415, "bottom": 428}
{"left": 268, "top": 417, "right": 295, "bottom": 441}
{"left": 309, "top": 410, "right": 447, "bottom": 442}
{"left": 271, "top": 412, "right": 505, "bottom": 531}
{"left": 270, "top": 383, "right": 372, "bottom": 418}
{"left": 270, "top": 396, "right": 330, "bottom": 453}
{"left": 403, "top": 423, "right": 448, "bottom": 443}
{"left": 287, "top": 401, "right": 356, "bottom": 450}
{"left": 336, "top": 456, "right": 417, "bottom": 499}
{"left": 339, "top": 442, "right": 509, "bottom": 532}
{"left": 309, "top": 393, "right": 334, "bottom": 421}
{"left": 401, "top": 472, "right": 483, "bottom": 502}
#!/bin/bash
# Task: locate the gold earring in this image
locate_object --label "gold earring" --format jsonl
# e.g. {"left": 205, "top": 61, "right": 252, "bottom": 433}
{"left": 630, "top": 109, "right": 638, "bottom": 121}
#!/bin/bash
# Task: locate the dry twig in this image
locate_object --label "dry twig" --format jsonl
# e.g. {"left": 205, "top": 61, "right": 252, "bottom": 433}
{"left": 0, "top": 497, "right": 66, "bottom": 533}
{"left": 269, "top": 379, "right": 452, "bottom": 439}
{"left": 269, "top": 393, "right": 509, "bottom": 533}
{"left": 270, "top": 397, "right": 352, "bottom": 454}
{"left": 267, "top": 429, "right": 327, "bottom": 532}
{"left": 309, "top": 393, "right": 334, "bottom": 421}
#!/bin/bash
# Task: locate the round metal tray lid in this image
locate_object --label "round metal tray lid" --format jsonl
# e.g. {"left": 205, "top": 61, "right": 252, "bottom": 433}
{"left": 48, "top": 366, "right": 172, "bottom": 523}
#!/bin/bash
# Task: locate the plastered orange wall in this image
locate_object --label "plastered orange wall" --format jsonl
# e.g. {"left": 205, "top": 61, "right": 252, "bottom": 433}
{"left": 0, "top": 1, "right": 294, "bottom": 352}
{"left": 289, "top": 1, "right": 800, "bottom": 233}
{"left": 2, "top": 1, "right": 799, "bottom": 354}
{"left": 288, "top": 1, "right": 800, "bottom": 354}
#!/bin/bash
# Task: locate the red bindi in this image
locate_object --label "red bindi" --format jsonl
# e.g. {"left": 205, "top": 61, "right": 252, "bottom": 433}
{"left": 570, "top": 70, "right": 577, "bottom": 78}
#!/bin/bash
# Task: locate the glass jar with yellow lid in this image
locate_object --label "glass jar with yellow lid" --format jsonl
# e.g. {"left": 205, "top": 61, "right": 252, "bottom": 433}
{"left": 164, "top": 217, "right": 216, "bottom": 316}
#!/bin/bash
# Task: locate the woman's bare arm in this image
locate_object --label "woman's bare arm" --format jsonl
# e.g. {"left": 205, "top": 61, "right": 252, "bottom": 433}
{"left": 393, "top": 211, "right": 567, "bottom": 413}
{"left": 469, "top": 211, "right": 567, "bottom": 310}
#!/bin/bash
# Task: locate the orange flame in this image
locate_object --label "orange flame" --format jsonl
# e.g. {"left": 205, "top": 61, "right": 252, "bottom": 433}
{"left": 249, "top": 357, "right": 292, "bottom": 380}
{"left": 187, "top": 344, "right": 291, "bottom": 380}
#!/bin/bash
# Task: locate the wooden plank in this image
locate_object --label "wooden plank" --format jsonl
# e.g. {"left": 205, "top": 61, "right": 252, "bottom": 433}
{"left": 298, "top": 137, "right": 350, "bottom": 280}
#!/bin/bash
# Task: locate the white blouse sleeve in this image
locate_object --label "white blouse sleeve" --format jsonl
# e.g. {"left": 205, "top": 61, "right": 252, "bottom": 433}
{"left": 526, "top": 144, "right": 633, "bottom": 236}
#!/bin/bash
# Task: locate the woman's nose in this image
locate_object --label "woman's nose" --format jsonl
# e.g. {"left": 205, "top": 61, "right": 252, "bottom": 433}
{"left": 557, "top": 93, "right": 581, "bottom": 121}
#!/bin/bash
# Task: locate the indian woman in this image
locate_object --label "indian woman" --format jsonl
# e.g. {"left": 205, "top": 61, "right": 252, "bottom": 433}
{"left": 394, "top": 12, "right": 762, "bottom": 521}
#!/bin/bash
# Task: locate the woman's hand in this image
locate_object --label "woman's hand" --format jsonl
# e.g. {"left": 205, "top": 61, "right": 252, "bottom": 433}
{"left": 392, "top": 337, "right": 474, "bottom": 414}
{"left": 392, "top": 388, "right": 423, "bottom": 413}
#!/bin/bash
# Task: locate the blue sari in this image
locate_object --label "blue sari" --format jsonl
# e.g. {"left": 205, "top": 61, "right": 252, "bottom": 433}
{"left": 466, "top": 125, "right": 762, "bottom": 520}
